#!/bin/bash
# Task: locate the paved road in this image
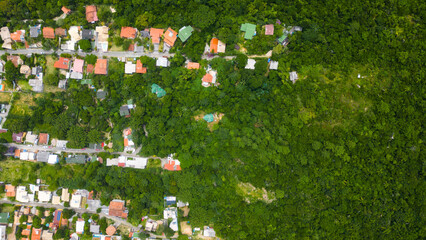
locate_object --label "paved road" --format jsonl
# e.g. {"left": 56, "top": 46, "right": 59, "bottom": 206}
{"left": 0, "top": 199, "right": 139, "bottom": 229}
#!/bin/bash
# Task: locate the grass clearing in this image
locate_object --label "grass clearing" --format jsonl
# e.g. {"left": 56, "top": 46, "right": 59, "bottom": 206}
{"left": 0, "top": 93, "right": 12, "bottom": 102}
{"left": 10, "top": 92, "right": 39, "bottom": 116}
{"left": 236, "top": 182, "right": 276, "bottom": 204}
{"left": 147, "top": 158, "right": 161, "bottom": 168}
{"left": 46, "top": 56, "right": 56, "bottom": 75}
{"left": 0, "top": 159, "right": 40, "bottom": 183}
{"left": 44, "top": 85, "right": 65, "bottom": 93}
{"left": 194, "top": 112, "right": 224, "bottom": 131}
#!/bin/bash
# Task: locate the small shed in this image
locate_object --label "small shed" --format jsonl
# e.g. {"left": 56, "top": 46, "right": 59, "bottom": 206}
{"left": 203, "top": 114, "right": 214, "bottom": 123}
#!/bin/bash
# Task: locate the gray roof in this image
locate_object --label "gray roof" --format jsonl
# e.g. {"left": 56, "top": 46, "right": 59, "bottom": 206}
{"left": 82, "top": 29, "right": 94, "bottom": 40}
{"left": 120, "top": 105, "right": 130, "bottom": 116}
{"left": 96, "top": 90, "right": 107, "bottom": 99}
{"left": 89, "top": 143, "right": 101, "bottom": 150}
{"left": 30, "top": 26, "right": 40, "bottom": 38}
{"left": 140, "top": 30, "right": 150, "bottom": 38}
{"left": 58, "top": 80, "right": 67, "bottom": 89}
{"left": 90, "top": 224, "right": 100, "bottom": 233}
{"left": 37, "top": 152, "right": 50, "bottom": 162}
{"left": 66, "top": 155, "right": 86, "bottom": 164}
{"left": 32, "top": 66, "right": 43, "bottom": 76}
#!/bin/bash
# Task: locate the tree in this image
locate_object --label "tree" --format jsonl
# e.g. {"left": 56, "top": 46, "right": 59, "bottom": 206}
{"left": 135, "top": 13, "right": 155, "bottom": 29}
{"left": 79, "top": 40, "right": 92, "bottom": 52}
{"left": 88, "top": 129, "right": 102, "bottom": 143}
{"left": 85, "top": 54, "right": 98, "bottom": 65}
{"left": 32, "top": 216, "right": 41, "bottom": 228}
{"left": 192, "top": 5, "right": 216, "bottom": 30}
{"left": 19, "top": 215, "right": 28, "bottom": 224}
{"left": 67, "top": 126, "right": 88, "bottom": 148}
{"left": 5, "top": 61, "right": 19, "bottom": 85}
{"left": 44, "top": 73, "right": 59, "bottom": 86}
{"left": 235, "top": 54, "right": 248, "bottom": 69}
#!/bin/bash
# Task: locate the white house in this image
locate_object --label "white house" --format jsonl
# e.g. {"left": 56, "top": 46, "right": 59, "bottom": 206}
{"left": 156, "top": 57, "right": 169, "bottom": 67}
{"left": 76, "top": 219, "right": 85, "bottom": 234}
{"left": 70, "top": 194, "right": 82, "bottom": 208}
{"left": 48, "top": 154, "right": 59, "bottom": 164}
{"left": 124, "top": 62, "right": 136, "bottom": 74}
{"left": 169, "top": 218, "right": 178, "bottom": 232}
{"left": 38, "top": 191, "right": 52, "bottom": 202}
{"left": 16, "top": 186, "right": 29, "bottom": 203}
{"left": 163, "top": 207, "right": 177, "bottom": 219}
{"left": 269, "top": 61, "right": 279, "bottom": 70}
{"left": 245, "top": 59, "right": 256, "bottom": 70}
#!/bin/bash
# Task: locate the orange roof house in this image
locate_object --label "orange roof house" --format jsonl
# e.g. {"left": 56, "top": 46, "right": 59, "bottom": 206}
{"left": 86, "top": 5, "right": 98, "bottom": 23}
{"left": 106, "top": 225, "right": 116, "bottom": 236}
{"left": 43, "top": 27, "right": 55, "bottom": 39}
{"left": 94, "top": 59, "right": 108, "bottom": 75}
{"left": 109, "top": 200, "right": 127, "bottom": 218}
{"left": 5, "top": 184, "right": 16, "bottom": 197}
{"left": 55, "top": 28, "right": 67, "bottom": 37}
{"left": 53, "top": 57, "right": 70, "bottom": 70}
{"left": 61, "top": 6, "right": 71, "bottom": 14}
{"left": 120, "top": 27, "right": 137, "bottom": 39}
{"left": 31, "top": 228, "right": 42, "bottom": 240}
{"left": 22, "top": 226, "right": 31, "bottom": 237}
{"left": 209, "top": 37, "right": 226, "bottom": 54}
{"left": 38, "top": 133, "right": 49, "bottom": 145}
{"left": 164, "top": 159, "right": 181, "bottom": 171}
{"left": 10, "top": 30, "right": 24, "bottom": 42}
{"left": 136, "top": 60, "right": 146, "bottom": 74}
{"left": 202, "top": 73, "right": 213, "bottom": 83}
{"left": 187, "top": 62, "right": 200, "bottom": 70}
{"left": 163, "top": 28, "right": 177, "bottom": 47}
{"left": 86, "top": 64, "right": 94, "bottom": 74}
{"left": 150, "top": 28, "right": 164, "bottom": 44}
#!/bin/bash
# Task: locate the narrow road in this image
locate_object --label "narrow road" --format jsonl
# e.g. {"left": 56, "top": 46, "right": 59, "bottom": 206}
{"left": 0, "top": 199, "right": 139, "bottom": 229}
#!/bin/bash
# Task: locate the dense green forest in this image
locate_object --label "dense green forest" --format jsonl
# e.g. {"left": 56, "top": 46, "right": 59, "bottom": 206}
{"left": 0, "top": 0, "right": 425, "bottom": 239}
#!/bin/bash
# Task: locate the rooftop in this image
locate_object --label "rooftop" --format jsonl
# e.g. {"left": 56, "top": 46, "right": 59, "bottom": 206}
{"left": 265, "top": 24, "right": 274, "bottom": 35}
{"left": 150, "top": 28, "right": 164, "bottom": 44}
{"left": 94, "top": 59, "right": 108, "bottom": 75}
{"left": 178, "top": 26, "right": 193, "bottom": 42}
{"left": 86, "top": 5, "right": 98, "bottom": 23}
{"left": 54, "top": 57, "right": 70, "bottom": 70}
{"left": 120, "top": 27, "right": 137, "bottom": 39}
{"left": 163, "top": 28, "right": 177, "bottom": 47}
{"left": 240, "top": 23, "right": 256, "bottom": 40}
{"left": 43, "top": 27, "right": 55, "bottom": 39}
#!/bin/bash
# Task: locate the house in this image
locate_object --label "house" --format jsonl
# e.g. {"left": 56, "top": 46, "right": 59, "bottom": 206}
{"left": 16, "top": 186, "right": 29, "bottom": 202}
{"left": 151, "top": 84, "right": 166, "bottom": 98}
{"left": 178, "top": 26, "right": 193, "bottom": 42}
{"left": 36, "top": 152, "right": 49, "bottom": 163}
{"left": 5, "top": 147, "right": 15, "bottom": 156}
{"left": 245, "top": 59, "right": 256, "bottom": 69}
{"left": 1, "top": 27, "right": 12, "bottom": 49}
{"left": 82, "top": 29, "right": 94, "bottom": 40}
{"left": 12, "top": 132, "right": 24, "bottom": 143}
{"left": 269, "top": 61, "right": 279, "bottom": 70}
{"left": 66, "top": 155, "right": 86, "bottom": 164}
{"left": 0, "top": 60, "right": 4, "bottom": 73}
{"left": 41, "top": 231, "right": 53, "bottom": 240}
{"left": 76, "top": 219, "right": 85, "bottom": 234}
{"left": 94, "top": 59, "right": 108, "bottom": 75}
{"left": 61, "top": 188, "right": 70, "bottom": 202}
{"left": 5, "top": 184, "right": 15, "bottom": 197}
{"left": 163, "top": 28, "right": 177, "bottom": 47}
{"left": 119, "top": 106, "right": 130, "bottom": 117}
{"left": 163, "top": 207, "right": 177, "bottom": 219}
{"left": 165, "top": 196, "right": 176, "bottom": 206}
{"left": 163, "top": 159, "right": 181, "bottom": 171}
{"left": 21, "top": 225, "right": 31, "bottom": 238}
{"left": 95, "top": 26, "right": 109, "bottom": 52}
{"left": 52, "top": 196, "right": 61, "bottom": 205}
{"left": 25, "top": 131, "right": 38, "bottom": 144}
{"left": 186, "top": 62, "right": 200, "bottom": 70}
{"left": 70, "top": 194, "right": 82, "bottom": 208}
{"left": 28, "top": 152, "right": 36, "bottom": 161}
{"left": 54, "top": 57, "right": 70, "bottom": 70}
{"left": 10, "top": 30, "right": 25, "bottom": 42}
{"left": 120, "top": 27, "right": 137, "bottom": 39}
{"left": 73, "top": 58, "right": 85, "bottom": 73}
{"left": 106, "top": 225, "right": 116, "bottom": 236}
{"left": 177, "top": 200, "right": 189, "bottom": 208}
{"left": 29, "top": 78, "right": 44, "bottom": 92}
{"left": 156, "top": 57, "right": 169, "bottom": 67}
{"left": 47, "top": 154, "right": 58, "bottom": 164}
{"left": 125, "top": 157, "right": 147, "bottom": 169}
{"left": 209, "top": 38, "right": 226, "bottom": 54}
{"left": 29, "top": 184, "right": 39, "bottom": 193}
{"left": 124, "top": 62, "right": 136, "bottom": 74}
{"left": 55, "top": 28, "right": 67, "bottom": 37}
{"left": 240, "top": 23, "right": 256, "bottom": 40}
{"left": 20, "top": 65, "right": 31, "bottom": 76}
{"left": 14, "top": 149, "right": 20, "bottom": 158}
{"left": 38, "top": 133, "right": 49, "bottom": 145}
{"left": 136, "top": 60, "right": 146, "bottom": 73}
{"left": 31, "top": 228, "right": 42, "bottom": 240}
{"left": 86, "top": 5, "right": 98, "bottom": 23}
{"left": 0, "top": 225, "right": 5, "bottom": 240}
{"left": 69, "top": 26, "right": 82, "bottom": 42}
{"left": 264, "top": 24, "right": 274, "bottom": 35}
{"left": 109, "top": 200, "right": 127, "bottom": 218}
{"left": 58, "top": 80, "right": 67, "bottom": 89}
{"left": 7, "top": 55, "right": 23, "bottom": 67}
{"left": 90, "top": 224, "right": 100, "bottom": 234}
{"left": 70, "top": 233, "right": 79, "bottom": 240}
{"left": 144, "top": 219, "right": 158, "bottom": 232}
{"left": 61, "top": 6, "right": 71, "bottom": 14}
{"left": 150, "top": 28, "right": 164, "bottom": 44}
{"left": 96, "top": 90, "right": 107, "bottom": 99}
{"left": 289, "top": 71, "right": 298, "bottom": 83}
{"left": 32, "top": 66, "right": 43, "bottom": 77}
{"left": 169, "top": 218, "right": 178, "bottom": 232}
{"left": 202, "top": 70, "right": 217, "bottom": 87}
{"left": 106, "top": 158, "right": 119, "bottom": 167}
{"left": 203, "top": 227, "right": 216, "bottom": 237}
{"left": 42, "top": 27, "right": 55, "bottom": 39}
{"left": 29, "top": 25, "right": 41, "bottom": 38}
{"left": 20, "top": 151, "right": 29, "bottom": 160}
{"left": 38, "top": 191, "right": 51, "bottom": 202}
{"left": 52, "top": 209, "right": 62, "bottom": 229}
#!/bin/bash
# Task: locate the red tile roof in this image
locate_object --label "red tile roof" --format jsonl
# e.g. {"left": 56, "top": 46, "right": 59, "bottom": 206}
{"left": 38, "top": 133, "right": 49, "bottom": 145}
{"left": 10, "top": 30, "right": 23, "bottom": 42}
{"left": 86, "top": 64, "right": 94, "bottom": 74}
{"left": 14, "top": 149, "right": 20, "bottom": 158}
{"left": 210, "top": 38, "right": 219, "bottom": 54}
{"left": 109, "top": 200, "right": 126, "bottom": 218}
{"left": 187, "top": 62, "right": 200, "bottom": 70}
{"left": 94, "top": 59, "right": 108, "bottom": 75}
{"left": 202, "top": 73, "right": 213, "bottom": 83}
{"left": 163, "top": 28, "right": 177, "bottom": 47}
{"left": 264, "top": 24, "right": 274, "bottom": 35}
{"left": 164, "top": 160, "right": 181, "bottom": 171}
{"left": 150, "top": 28, "right": 164, "bottom": 44}
{"left": 43, "top": 27, "right": 55, "bottom": 39}
{"left": 55, "top": 28, "right": 66, "bottom": 37}
{"left": 86, "top": 5, "right": 98, "bottom": 23}
{"left": 124, "top": 138, "right": 129, "bottom": 147}
{"left": 5, "top": 184, "right": 15, "bottom": 197}
{"left": 61, "top": 6, "right": 71, "bottom": 14}
{"left": 136, "top": 60, "right": 146, "bottom": 74}
{"left": 53, "top": 57, "right": 70, "bottom": 70}
{"left": 31, "top": 228, "right": 42, "bottom": 240}
{"left": 106, "top": 225, "right": 116, "bottom": 236}
{"left": 120, "top": 27, "right": 137, "bottom": 39}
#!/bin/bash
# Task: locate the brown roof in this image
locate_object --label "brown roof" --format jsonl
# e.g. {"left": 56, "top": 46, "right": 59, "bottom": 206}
{"left": 38, "top": 133, "right": 49, "bottom": 145}
{"left": 7, "top": 55, "right": 23, "bottom": 67}
{"left": 109, "top": 200, "right": 125, "bottom": 218}
{"left": 61, "top": 6, "right": 71, "bottom": 14}
{"left": 120, "top": 27, "right": 137, "bottom": 39}
{"left": 136, "top": 60, "right": 146, "bottom": 73}
{"left": 86, "top": 5, "right": 98, "bottom": 23}
{"left": 150, "top": 28, "right": 164, "bottom": 44}
{"left": 43, "top": 27, "right": 55, "bottom": 39}
{"left": 163, "top": 28, "right": 177, "bottom": 47}
{"left": 94, "top": 59, "right": 108, "bottom": 75}
{"left": 106, "top": 225, "right": 116, "bottom": 236}
{"left": 55, "top": 28, "right": 66, "bottom": 37}
{"left": 264, "top": 24, "right": 274, "bottom": 35}
{"left": 86, "top": 64, "right": 94, "bottom": 74}
{"left": 187, "top": 62, "right": 200, "bottom": 69}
